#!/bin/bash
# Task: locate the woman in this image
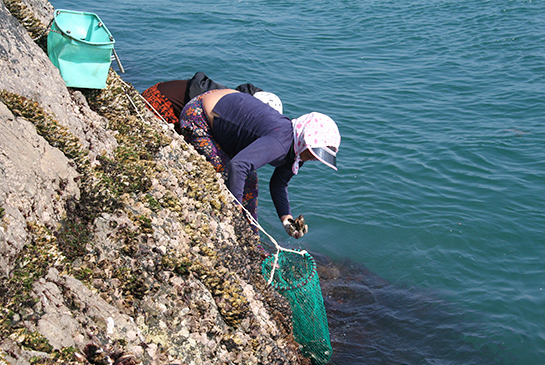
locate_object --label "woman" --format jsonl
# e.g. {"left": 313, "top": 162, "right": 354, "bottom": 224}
{"left": 179, "top": 88, "right": 341, "bottom": 238}
{"left": 141, "top": 72, "right": 282, "bottom": 125}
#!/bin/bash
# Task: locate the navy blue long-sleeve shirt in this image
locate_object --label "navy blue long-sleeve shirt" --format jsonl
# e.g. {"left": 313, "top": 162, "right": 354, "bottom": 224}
{"left": 211, "top": 92, "right": 298, "bottom": 218}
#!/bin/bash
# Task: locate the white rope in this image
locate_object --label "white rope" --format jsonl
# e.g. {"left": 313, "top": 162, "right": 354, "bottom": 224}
{"left": 121, "top": 80, "right": 306, "bottom": 285}
{"left": 237, "top": 200, "right": 307, "bottom": 285}
{"left": 125, "top": 92, "right": 144, "bottom": 121}
{"left": 119, "top": 79, "right": 168, "bottom": 124}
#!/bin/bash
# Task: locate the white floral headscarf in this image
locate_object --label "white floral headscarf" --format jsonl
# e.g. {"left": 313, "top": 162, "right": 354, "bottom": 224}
{"left": 291, "top": 112, "right": 341, "bottom": 174}
{"left": 253, "top": 91, "right": 283, "bottom": 114}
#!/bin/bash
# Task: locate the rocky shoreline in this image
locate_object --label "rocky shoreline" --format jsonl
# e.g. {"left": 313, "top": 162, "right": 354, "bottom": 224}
{"left": 0, "top": 0, "right": 310, "bottom": 363}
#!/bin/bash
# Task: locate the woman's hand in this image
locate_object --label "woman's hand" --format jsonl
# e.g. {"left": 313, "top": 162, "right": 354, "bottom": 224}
{"left": 281, "top": 214, "right": 309, "bottom": 239}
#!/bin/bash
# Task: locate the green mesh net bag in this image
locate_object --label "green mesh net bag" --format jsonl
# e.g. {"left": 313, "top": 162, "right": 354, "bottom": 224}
{"left": 262, "top": 250, "right": 332, "bottom": 364}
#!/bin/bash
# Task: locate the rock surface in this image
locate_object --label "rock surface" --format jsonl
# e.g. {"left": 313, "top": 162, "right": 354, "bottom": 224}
{"left": 0, "top": 0, "right": 309, "bottom": 363}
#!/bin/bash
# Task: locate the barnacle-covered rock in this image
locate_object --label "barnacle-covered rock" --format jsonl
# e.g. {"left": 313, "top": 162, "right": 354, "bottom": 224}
{"left": 0, "top": 1, "right": 310, "bottom": 364}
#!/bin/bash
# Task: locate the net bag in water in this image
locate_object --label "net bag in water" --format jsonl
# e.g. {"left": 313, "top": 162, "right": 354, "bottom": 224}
{"left": 262, "top": 251, "right": 332, "bottom": 364}
{"left": 47, "top": 9, "right": 115, "bottom": 89}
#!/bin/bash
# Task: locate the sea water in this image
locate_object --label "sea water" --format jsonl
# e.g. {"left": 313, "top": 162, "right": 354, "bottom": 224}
{"left": 49, "top": 0, "right": 545, "bottom": 363}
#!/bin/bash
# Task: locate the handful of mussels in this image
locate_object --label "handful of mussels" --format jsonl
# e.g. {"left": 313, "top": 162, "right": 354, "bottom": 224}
{"left": 287, "top": 214, "right": 309, "bottom": 238}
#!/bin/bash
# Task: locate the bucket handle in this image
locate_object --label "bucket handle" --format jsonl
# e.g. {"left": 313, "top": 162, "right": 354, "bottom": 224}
{"left": 112, "top": 48, "right": 125, "bottom": 74}
{"left": 33, "top": 17, "right": 67, "bottom": 40}
{"left": 32, "top": 18, "right": 55, "bottom": 41}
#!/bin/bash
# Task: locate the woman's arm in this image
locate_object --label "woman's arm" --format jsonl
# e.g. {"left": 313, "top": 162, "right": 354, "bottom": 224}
{"left": 228, "top": 136, "right": 287, "bottom": 203}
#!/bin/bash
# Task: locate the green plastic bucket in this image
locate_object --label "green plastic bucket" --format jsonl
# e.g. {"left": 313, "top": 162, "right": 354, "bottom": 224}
{"left": 47, "top": 9, "right": 115, "bottom": 89}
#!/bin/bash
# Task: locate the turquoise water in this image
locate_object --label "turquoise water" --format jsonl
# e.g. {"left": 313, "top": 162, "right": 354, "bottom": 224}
{"left": 50, "top": 0, "right": 545, "bottom": 363}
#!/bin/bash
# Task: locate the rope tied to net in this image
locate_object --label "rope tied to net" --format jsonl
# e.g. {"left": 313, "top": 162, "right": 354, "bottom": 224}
{"left": 124, "top": 81, "right": 306, "bottom": 285}
{"left": 233, "top": 201, "right": 307, "bottom": 286}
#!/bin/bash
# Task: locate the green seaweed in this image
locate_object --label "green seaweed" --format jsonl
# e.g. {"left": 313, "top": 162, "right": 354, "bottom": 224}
{"left": 0, "top": 91, "right": 89, "bottom": 172}
{"left": 0, "top": 222, "right": 65, "bottom": 340}
{"left": 4, "top": 0, "right": 49, "bottom": 50}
